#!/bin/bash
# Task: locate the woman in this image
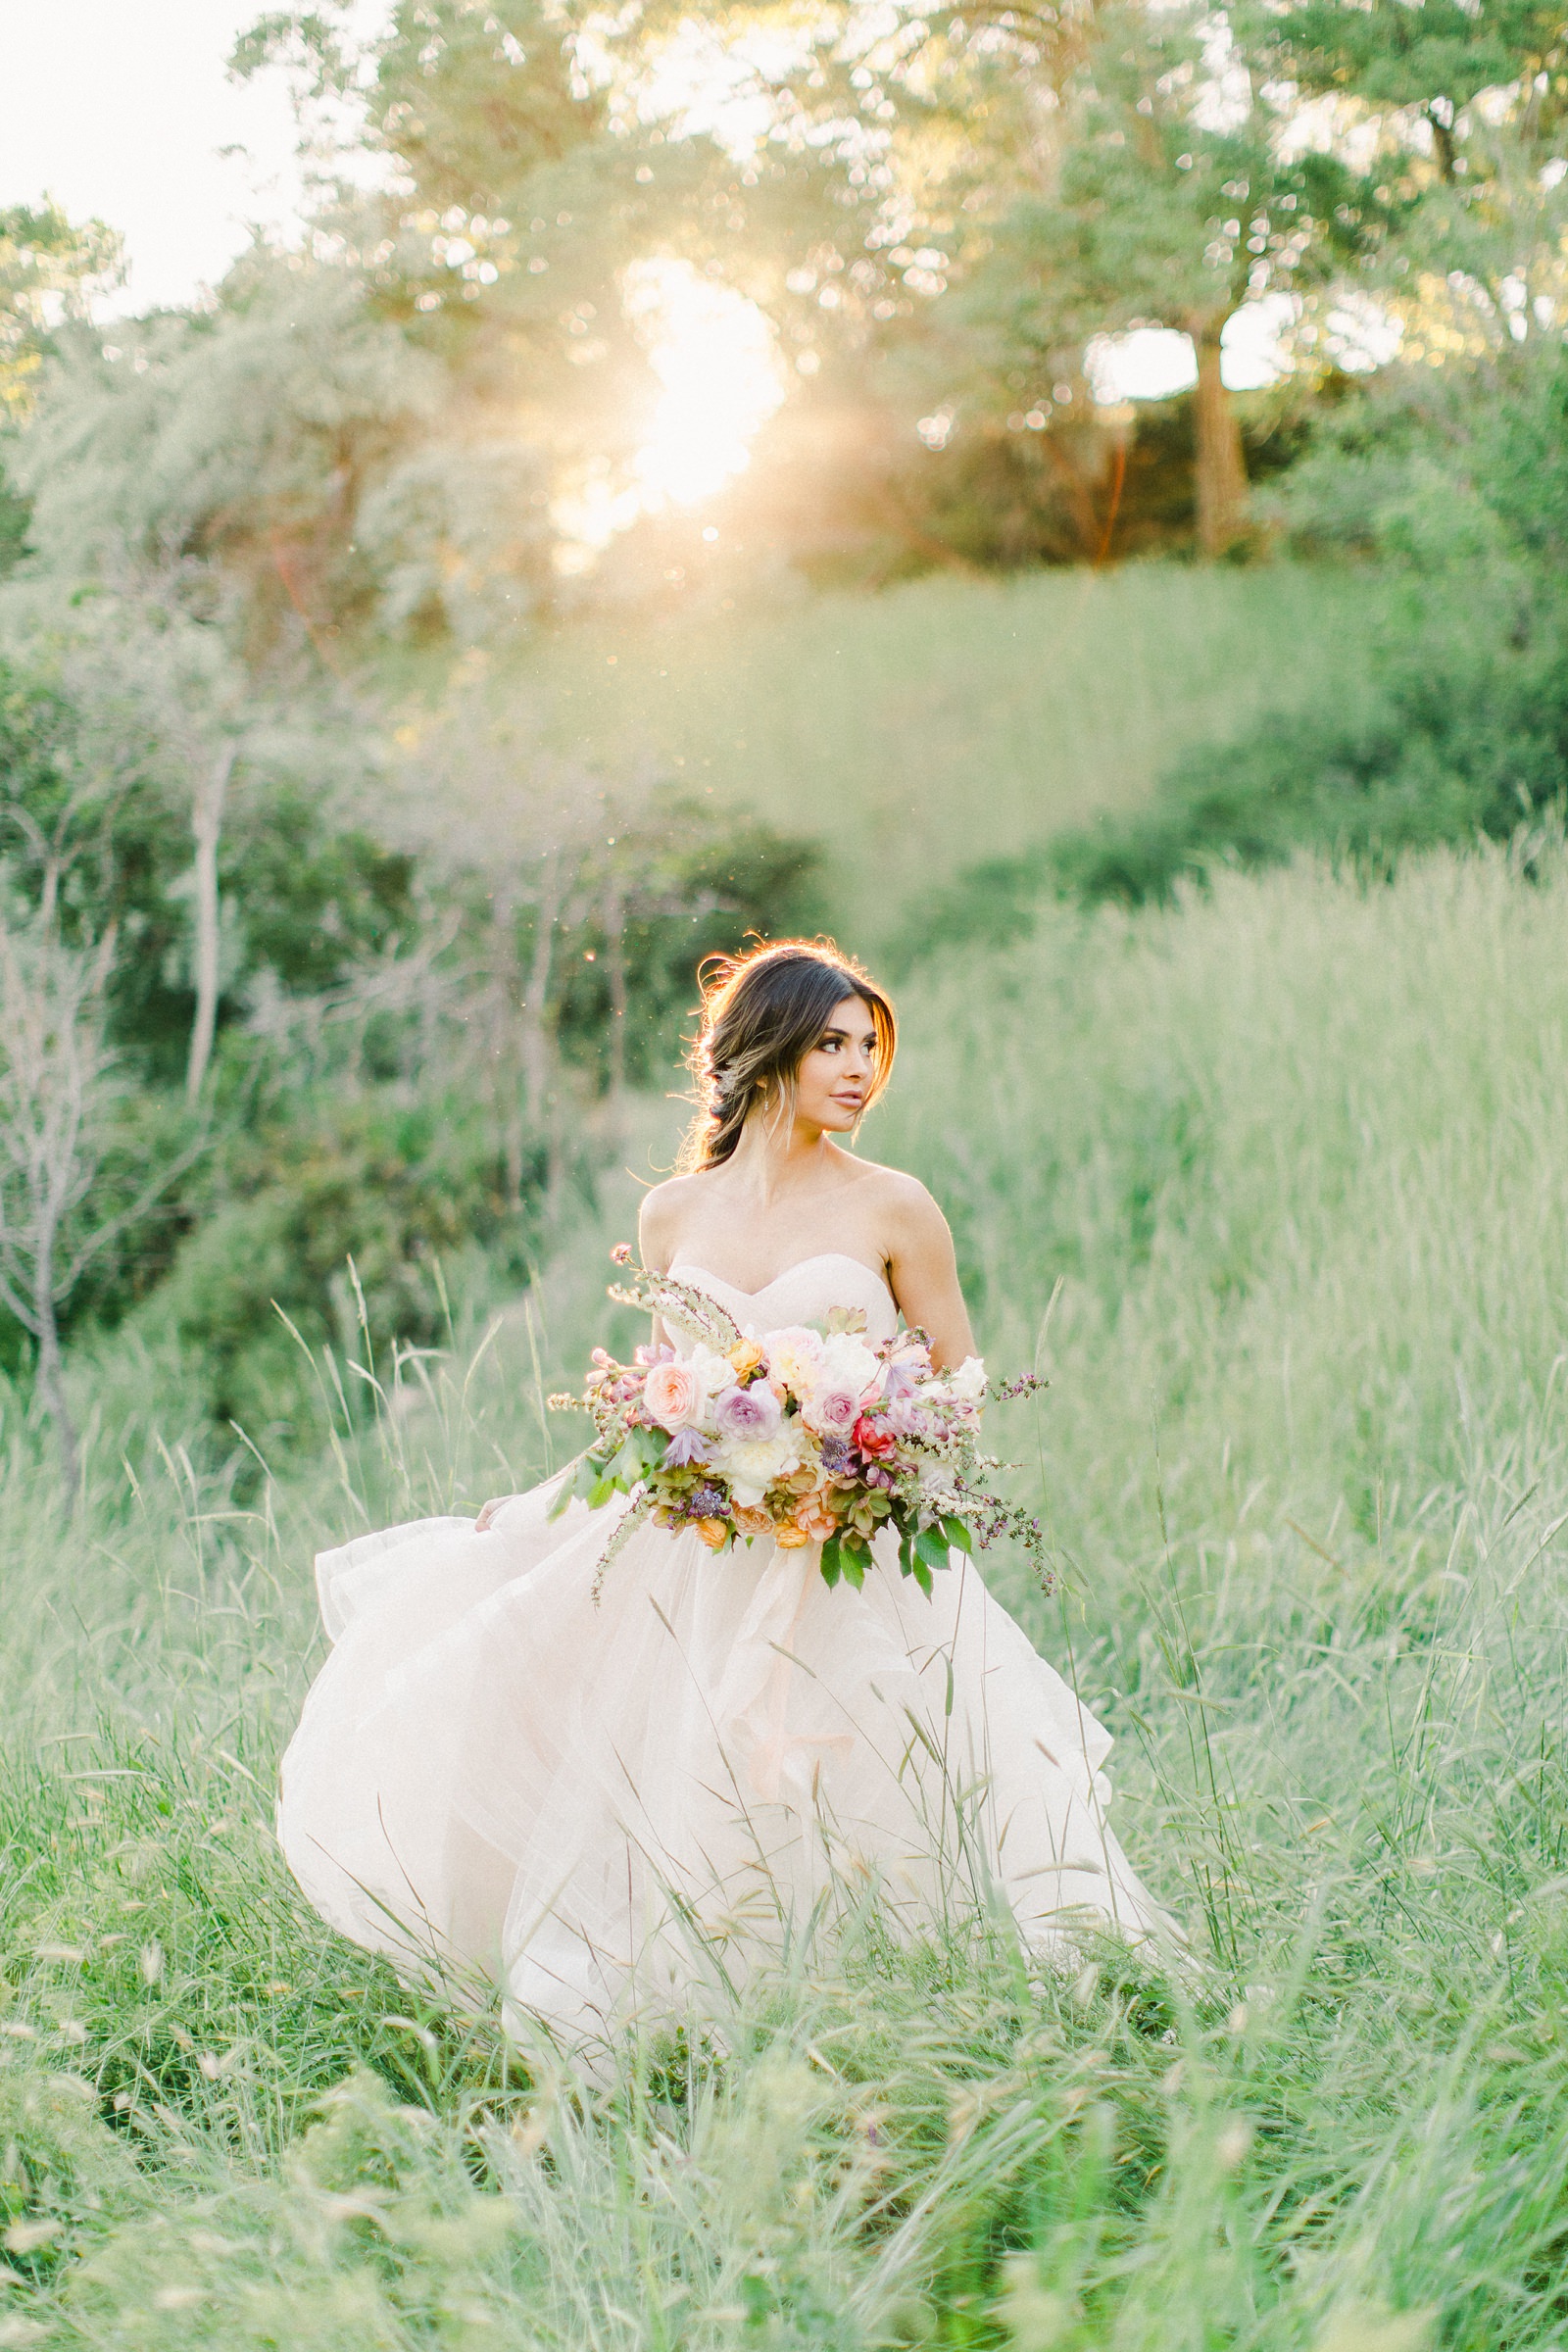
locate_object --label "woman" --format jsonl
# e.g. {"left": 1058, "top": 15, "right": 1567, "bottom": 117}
{"left": 278, "top": 941, "right": 1170, "bottom": 2048}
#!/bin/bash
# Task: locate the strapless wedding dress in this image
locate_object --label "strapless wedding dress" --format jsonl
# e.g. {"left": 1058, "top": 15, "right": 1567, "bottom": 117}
{"left": 277, "top": 1254, "right": 1172, "bottom": 2047}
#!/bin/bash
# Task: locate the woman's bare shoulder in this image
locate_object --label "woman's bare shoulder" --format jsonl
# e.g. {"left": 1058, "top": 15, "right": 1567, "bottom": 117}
{"left": 638, "top": 1170, "right": 710, "bottom": 1268}
{"left": 835, "top": 1151, "right": 949, "bottom": 1235}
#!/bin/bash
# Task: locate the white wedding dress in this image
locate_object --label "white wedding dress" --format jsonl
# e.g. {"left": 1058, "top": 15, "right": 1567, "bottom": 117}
{"left": 278, "top": 1254, "right": 1172, "bottom": 2047}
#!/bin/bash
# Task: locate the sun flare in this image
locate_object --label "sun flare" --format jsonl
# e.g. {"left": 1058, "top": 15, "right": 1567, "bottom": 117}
{"left": 626, "top": 257, "right": 786, "bottom": 511}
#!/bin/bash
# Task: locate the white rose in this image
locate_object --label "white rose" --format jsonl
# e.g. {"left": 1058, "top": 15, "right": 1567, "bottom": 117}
{"left": 917, "top": 1467, "right": 961, "bottom": 1515}
{"left": 763, "top": 1324, "right": 824, "bottom": 1399}
{"left": 716, "top": 1430, "right": 803, "bottom": 1507}
{"left": 687, "top": 1343, "right": 739, "bottom": 1403}
{"left": 813, "top": 1332, "right": 880, "bottom": 1403}
{"left": 943, "top": 1356, "right": 988, "bottom": 1406}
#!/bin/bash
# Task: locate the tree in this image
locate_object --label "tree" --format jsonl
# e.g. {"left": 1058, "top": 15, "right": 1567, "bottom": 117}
{"left": 390, "top": 678, "right": 823, "bottom": 1180}
{"left": 1248, "top": 0, "right": 1568, "bottom": 185}
{"left": 1245, "top": 0, "right": 1568, "bottom": 361}
{"left": 0, "top": 913, "right": 120, "bottom": 1486}
{"left": 0, "top": 202, "right": 122, "bottom": 426}
{"left": 933, "top": 4, "right": 1395, "bottom": 554}
{"left": 9, "top": 265, "right": 450, "bottom": 664}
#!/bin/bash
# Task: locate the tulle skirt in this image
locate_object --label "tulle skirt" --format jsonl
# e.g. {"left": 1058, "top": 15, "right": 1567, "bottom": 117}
{"left": 277, "top": 1474, "right": 1173, "bottom": 2048}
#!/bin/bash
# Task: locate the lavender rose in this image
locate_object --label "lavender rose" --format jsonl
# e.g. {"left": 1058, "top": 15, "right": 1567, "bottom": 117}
{"left": 713, "top": 1382, "right": 783, "bottom": 1441}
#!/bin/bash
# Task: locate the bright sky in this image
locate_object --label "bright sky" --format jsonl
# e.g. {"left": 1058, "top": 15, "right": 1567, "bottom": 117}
{"left": 0, "top": 0, "right": 368, "bottom": 313}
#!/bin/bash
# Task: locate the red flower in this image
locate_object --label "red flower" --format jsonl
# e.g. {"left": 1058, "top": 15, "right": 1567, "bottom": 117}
{"left": 853, "top": 1415, "right": 897, "bottom": 1459}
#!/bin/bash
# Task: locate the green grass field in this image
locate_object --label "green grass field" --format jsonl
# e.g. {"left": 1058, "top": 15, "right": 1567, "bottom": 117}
{"left": 2, "top": 839, "right": 1567, "bottom": 2345}
{"left": 498, "top": 563, "right": 1395, "bottom": 949}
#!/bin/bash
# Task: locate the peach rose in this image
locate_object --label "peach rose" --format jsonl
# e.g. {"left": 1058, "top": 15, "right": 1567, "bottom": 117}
{"left": 728, "top": 1337, "right": 765, "bottom": 1377}
{"left": 773, "top": 1520, "right": 813, "bottom": 1548}
{"left": 644, "top": 1358, "right": 700, "bottom": 1431}
{"left": 732, "top": 1504, "right": 775, "bottom": 1539}
{"left": 793, "top": 1496, "right": 840, "bottom": 1544}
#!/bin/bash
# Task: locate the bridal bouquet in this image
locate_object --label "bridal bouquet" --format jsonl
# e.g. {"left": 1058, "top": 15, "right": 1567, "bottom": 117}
{"left": 549, "top": 1250, "right": 1049, "bottom": 1598}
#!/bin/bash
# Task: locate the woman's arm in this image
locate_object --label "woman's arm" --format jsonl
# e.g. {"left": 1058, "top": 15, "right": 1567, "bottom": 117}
{"left": 639, "top": 1176, "right": 686, "bottom": 1353}
{"left": 882, "top": 1177, "right": 975, "bottom": 1369}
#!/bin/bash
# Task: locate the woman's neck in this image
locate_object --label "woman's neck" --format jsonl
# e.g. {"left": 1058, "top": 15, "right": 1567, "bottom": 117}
{"left": 723, "top": 1111, "right": 838, "bottom": 1202}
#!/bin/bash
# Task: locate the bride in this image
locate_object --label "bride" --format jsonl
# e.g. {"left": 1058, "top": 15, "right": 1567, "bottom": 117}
{"left": 278, "top": 941, "right": 1171, "bottom": 2047}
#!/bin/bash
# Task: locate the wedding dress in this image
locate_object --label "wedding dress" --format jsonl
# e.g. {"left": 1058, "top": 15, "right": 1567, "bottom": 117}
{"left": 277, "top": 1254, "right": 1172, "bottom": 2047}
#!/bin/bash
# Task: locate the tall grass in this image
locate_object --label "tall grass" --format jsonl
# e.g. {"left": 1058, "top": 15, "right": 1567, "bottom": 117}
{"left": 509, "top": 564, "right": 1395, "bottom": 948}
{"left": 3, "top": 847, "right": 1568, "bottom": 2345}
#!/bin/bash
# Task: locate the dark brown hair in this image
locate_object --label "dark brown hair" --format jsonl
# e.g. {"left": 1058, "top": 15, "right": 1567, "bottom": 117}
{"left": 680, "top": 940, "right": 898, "bottom": 1171}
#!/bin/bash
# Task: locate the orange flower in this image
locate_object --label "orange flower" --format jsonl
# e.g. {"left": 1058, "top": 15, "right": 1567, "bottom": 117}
{"left": 793, "top": 1496, "right": 840, "bottom": 1544}
{"left": 728, "top": 1337, "right": 766, "bottom": 1377}
{"left": 732, "top": 1504, "right": 775, "bottom": 1539}
{"left": 695, "top": 1518, "right": 730, "bottom": 1550}
{"left": 773, "top": 1521, "right": 812, "bottom": 1549}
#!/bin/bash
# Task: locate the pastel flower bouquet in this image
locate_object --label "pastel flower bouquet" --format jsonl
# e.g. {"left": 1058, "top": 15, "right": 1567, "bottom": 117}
{"left": 549, "top": 1250, "right": 1049, "bottom": 1599}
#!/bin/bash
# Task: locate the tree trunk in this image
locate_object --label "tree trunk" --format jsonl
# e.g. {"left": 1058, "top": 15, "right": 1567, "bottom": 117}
{"left": 520, "top": 855, "right": 561, "bottom": 1201}
{"left": 186, "top": 744, "right": 235, "bottom": 1103}
{"left": 32, "top": 1246, "right": 77, "bottom": 1496}
{"left": 486, "top": 880, "right": 527, "bottom": 1208}
{"left": 1427, "top": 103, "right": 1456, "bottom": 182}
{"left": 601, "top": 872, "right": 627, "bottom": 1116}
{"left": 1192, "top": 324, "right": 1249, "bottom": 560}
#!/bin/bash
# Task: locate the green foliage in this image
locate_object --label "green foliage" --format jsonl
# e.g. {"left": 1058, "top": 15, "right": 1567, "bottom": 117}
{"left": 550, "top": 805, "right": 826, "bottom": 1090}
{"left": 12, "top": 270, "right": 459, "bottom": 660}
{"left": 0, "top": 201, "right": 122, "bottom": 426}
{"left": 157, "top": 1090, "right": 537, "bottom": 1436}
{"left": 1246, "top": 0, "right": 1568, "bottom": 177}
{"left": 0, "top": 650, "right": 416, "bottom": 1074}
{"left": 731, "top": 380, "right": 1313, "bottom": 579}
{"left": 1019, "top": 348, "right": 1568, "bottom": 906}
{"left": 959, "top": 12, "right": 1391, "bottom": 355}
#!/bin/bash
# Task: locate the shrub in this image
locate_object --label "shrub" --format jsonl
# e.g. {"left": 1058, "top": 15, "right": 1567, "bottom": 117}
{"left": 157, "top": 1091, "right": 542, "bottom": 1437}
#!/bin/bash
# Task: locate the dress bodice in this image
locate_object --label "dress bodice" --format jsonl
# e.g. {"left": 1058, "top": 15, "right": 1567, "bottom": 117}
{"left": 665, "top": 1252, "right": 899, "bottom": 1346}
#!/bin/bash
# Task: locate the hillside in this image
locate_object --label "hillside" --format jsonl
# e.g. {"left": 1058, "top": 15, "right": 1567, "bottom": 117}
{"left": 485, "top": 562, "right": 1396, "bottom": 948}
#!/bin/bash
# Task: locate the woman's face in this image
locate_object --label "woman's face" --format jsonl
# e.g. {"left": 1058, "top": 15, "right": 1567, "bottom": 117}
{"left": 792, "top": 994, "right": 880, "bottom": 1134}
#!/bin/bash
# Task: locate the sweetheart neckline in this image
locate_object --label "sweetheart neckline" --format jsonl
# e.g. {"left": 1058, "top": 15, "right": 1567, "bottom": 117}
{"left": 667, "top": 1250, "right": 895, "bottom": 1308}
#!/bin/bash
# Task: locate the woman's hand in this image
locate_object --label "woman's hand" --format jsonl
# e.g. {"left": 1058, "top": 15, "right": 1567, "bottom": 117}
{"left": 474, "top": 1496, "right": 509, "bottom": 1533}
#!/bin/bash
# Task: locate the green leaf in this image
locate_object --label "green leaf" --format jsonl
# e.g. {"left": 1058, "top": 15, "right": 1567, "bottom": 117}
{"left": 819, "top": 1533, "right": 844, "bottom": 1589}
{"left": 549, "top": 1451, "right": 601, "bottom": 1519}
{"left": 912, "top": 1556, "right": 934, "bottom": 1598}
{"left": 941, "top": 1514, "right": 973, "bottom": 1554}
{"left": 609, "top": 1427, "right": 662, "bottom": 1486}
{"left": 915, "top": 1523, "right": 951, "bottom": 1575}
{"left": 626, "top": 1422, "right": 667, "bottom": 1472}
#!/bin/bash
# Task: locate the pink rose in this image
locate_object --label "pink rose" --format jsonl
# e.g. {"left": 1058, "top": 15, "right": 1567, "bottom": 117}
{"left": 644, "top": 1359, "right": 699, "bottom": 1431}
{"left": 803, "top": 1387, "right": 861, "bottom": 1437}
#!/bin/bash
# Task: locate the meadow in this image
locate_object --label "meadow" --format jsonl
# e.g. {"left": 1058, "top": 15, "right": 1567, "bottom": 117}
{"left": 498, "top": 563, "right": 1396, "bottom": 950}
{"left": 0, "top": 838, "right": 1565, "bottom": 2346}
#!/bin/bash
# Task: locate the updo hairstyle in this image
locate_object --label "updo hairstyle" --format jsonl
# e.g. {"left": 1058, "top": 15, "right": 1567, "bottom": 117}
{"left": 680, "top": 941, "right": 897, "bottom": 1171}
